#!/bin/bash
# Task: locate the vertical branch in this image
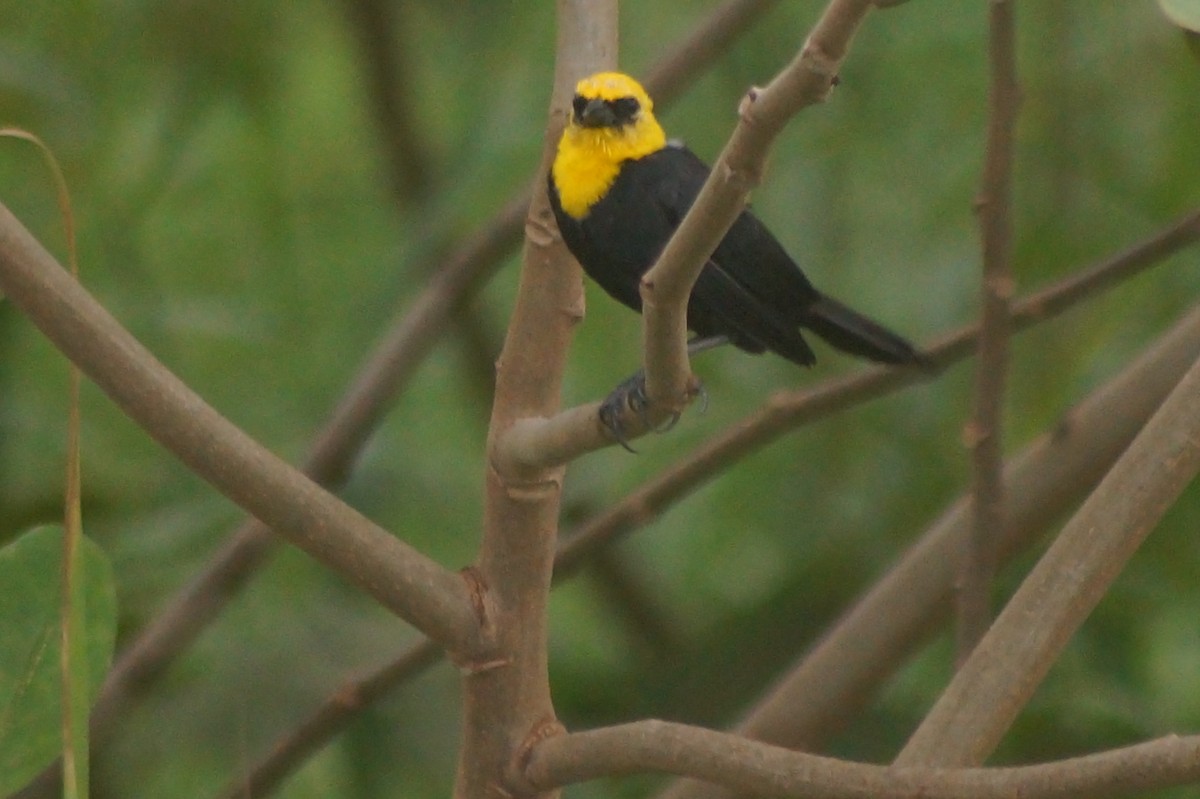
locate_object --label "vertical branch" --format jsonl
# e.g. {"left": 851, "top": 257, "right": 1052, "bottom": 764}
{"left": 958, "top": 0, "right": 1018, "bottom": 662}
{"left": 453, "top": 2, "right": 616, "bottom": 797}
{"left": 638, "top": 0, "right": 876, "bottom": 419}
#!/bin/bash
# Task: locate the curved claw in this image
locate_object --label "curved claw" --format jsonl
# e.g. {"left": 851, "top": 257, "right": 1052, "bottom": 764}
{"left": 598, "top": 397, "right": 639, "bottom": 453}
{"left": 598, "top": 371, "right": 650, "bottom": 452}
{"left": 654, "top": 410, "right": 682, "bottom": 434}
{"left": 597, "top": 371, "right": 704, "bottom": 451}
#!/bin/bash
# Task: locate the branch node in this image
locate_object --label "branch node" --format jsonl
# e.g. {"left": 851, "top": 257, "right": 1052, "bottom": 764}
{"left": 454, "top": 654, "right": 511, "bottom": 676}
{"left": 523, "top": 202, "right": 559, "bottom": 249}
{"left": 986, "top": 273, "right": 1017, "bottom": 300}
{"left": 565, "top": 290, "right": 586, "bottom": 325}
{"left": 800, "top": 42, "right": 836, "bottom": 76}
{"left": 459, "top": 565, "right": 494, "bottom": 632}
{"left": 511, "top": 715, "right": 568, "bottom": 792}
{"left": 737, "top": 86, "right": 762, "bottom": 119}
{"left": 961, "top": 419, "right": 991, "bottom": 450}
{"left": 502, "top": 475, "right": 564, "bottom": 502}
{"left": 331, "top": 681, "right": 365, "bottom": 712}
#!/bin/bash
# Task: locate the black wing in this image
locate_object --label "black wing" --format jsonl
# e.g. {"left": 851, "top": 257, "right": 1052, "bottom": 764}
{"left": 549, "top": 144, "right": 916, "bottom": 366}
{"left": 642, "top": 146, "right": 821, "bottom": 364}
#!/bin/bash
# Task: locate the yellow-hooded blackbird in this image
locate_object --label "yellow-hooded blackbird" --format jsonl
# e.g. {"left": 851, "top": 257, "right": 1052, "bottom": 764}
{"left": 548, "top": 71, "right": 921, "bottom": 370}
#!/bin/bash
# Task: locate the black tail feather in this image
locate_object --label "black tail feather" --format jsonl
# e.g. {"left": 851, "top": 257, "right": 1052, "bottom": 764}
{"left": 803, "top": 295, "right": 922, "bottom": 365}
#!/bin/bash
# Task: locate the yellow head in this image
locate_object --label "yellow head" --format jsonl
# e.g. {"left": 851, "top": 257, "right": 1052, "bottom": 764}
{"left": 551, "top": 72, "right": 667, "bottom": 219}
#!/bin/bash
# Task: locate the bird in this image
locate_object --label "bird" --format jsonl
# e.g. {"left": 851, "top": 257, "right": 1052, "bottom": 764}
{"left": 547, "top": 71, "right": 923, "bottom": 441}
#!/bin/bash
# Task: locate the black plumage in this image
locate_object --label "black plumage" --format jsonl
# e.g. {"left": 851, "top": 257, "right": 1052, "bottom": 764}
{"left": 548, "top": 142, "right": 920, "bottom": 368}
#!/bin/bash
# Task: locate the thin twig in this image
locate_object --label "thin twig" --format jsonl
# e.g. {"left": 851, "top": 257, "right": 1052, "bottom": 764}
{"left": 342, "top": 0, "right": 504, "bottom": 405}
{"left": 526, "top": 719, "right": 1200, "bottom": 799}
{"left": 214, "top": 639, "right": 442, "bottom": 799}
{"left": 959, "top": 0, "right": 1019, "bottom": 664}
{"left": 641, "top": 0, "right": 781, "bottom": 107}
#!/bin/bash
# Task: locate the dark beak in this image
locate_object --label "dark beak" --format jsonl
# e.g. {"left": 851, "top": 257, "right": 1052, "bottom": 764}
{"left": 578, "top": 98, "right": 617, "bottom": 128}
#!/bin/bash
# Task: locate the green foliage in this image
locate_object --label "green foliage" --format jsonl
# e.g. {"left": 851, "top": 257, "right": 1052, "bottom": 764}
{"left": 0, "top": 526, "right": 116, "bottom": 796}
{"left": 1, "top": 1, "right": 1199, "bottom": 797}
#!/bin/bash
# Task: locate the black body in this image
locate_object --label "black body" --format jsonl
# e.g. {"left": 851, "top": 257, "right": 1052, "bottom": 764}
{"left": 548, "top": 144, "right": 918, "bottom": 367}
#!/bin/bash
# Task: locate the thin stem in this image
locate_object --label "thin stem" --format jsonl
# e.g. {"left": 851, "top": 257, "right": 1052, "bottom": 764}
{"left": 213, "top": 639, "right": 442, "bottom": 799}
{"left": 527, "top": 719, "right": 1200, "bottom": 799}
{"left": 958, "top": 0, "right": 1019, "bottom": 662}
{"left": 641, "top": 0, "right": 781, "bottom": 107}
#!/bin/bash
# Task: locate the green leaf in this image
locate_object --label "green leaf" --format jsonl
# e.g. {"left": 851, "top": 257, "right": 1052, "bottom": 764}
{"left": 1159, "top": 0, "right": 1200, "bottom": 31}
{"left": 0, "top": 526, "right": 117, "bottom": 796}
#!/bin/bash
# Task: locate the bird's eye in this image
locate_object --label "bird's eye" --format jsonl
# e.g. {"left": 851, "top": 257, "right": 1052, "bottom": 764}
{"left": 571, "top": 94, "right": 588, "bottom": 120}
{"left": 608, "top": 97, "right": 640, "bottom": 121}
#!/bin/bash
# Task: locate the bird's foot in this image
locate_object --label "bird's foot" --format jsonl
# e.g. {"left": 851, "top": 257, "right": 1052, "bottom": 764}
{"left": 598, "top": 370, "right": 704, "bottom": 452}
{"left": 598, "top": 371, "right": 656, "bottom": 452}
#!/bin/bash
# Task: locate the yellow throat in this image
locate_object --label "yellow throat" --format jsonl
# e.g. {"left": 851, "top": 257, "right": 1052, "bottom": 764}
{"left": 551, "top": 72, "right": 667, "bottom": 219}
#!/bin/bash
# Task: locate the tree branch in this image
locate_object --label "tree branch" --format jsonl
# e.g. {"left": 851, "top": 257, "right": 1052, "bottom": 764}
{"left": 897, "top": 340, "right": 1200, "bottom": 767}
{"left": 525, "top": 719, "right": 1200, "bottom": 799}
{"left": 454, "top": 1, "right": 617, "bottom": 796}
{"left": 65, "top": 192, "right": 529, "bottom": 767}
{"left": 959, "top": 0, "right": 1019, "bottom": 662}
{"left": 0, "top": 201, "right": 483, "bottom": 656}
{"left": 633, "top": 0, "right": 879, "bottom": 435}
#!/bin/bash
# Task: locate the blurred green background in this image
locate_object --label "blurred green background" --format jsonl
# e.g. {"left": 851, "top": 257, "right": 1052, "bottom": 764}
{"left": 2, "top": 1, "right": 1199, "bottom": 797}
